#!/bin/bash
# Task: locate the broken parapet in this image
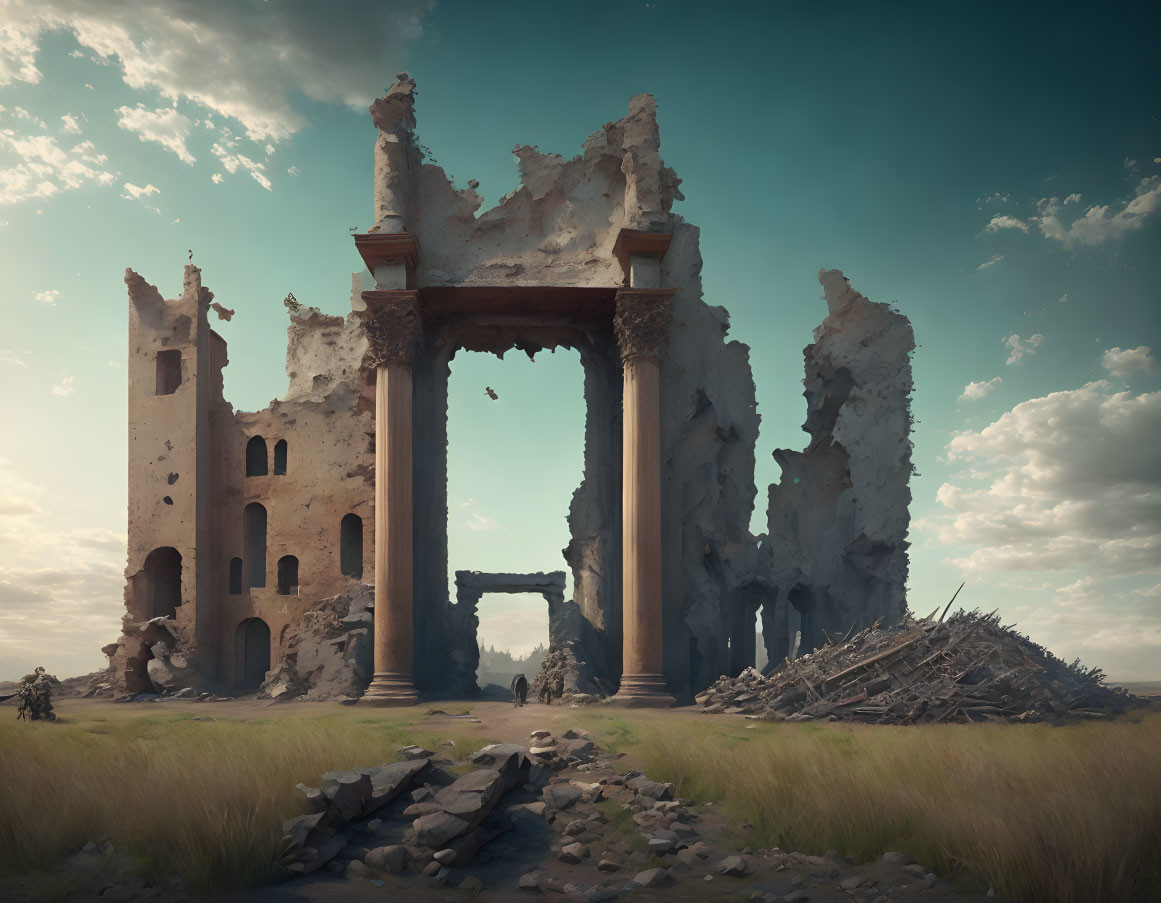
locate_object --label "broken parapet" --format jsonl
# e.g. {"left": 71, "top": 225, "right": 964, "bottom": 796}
{"left": 765, "top": 269, "right": 914, "bottom": 662}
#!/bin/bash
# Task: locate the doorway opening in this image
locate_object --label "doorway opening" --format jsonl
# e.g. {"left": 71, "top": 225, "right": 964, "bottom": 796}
{"left": 235, "top": 617, "right": 271, "bottom": 690}
{"left": 445, "top": 347, "right": 583, "bottom": 650}
{"left": 143, "top": 547, "right": 182, "bottom": 619}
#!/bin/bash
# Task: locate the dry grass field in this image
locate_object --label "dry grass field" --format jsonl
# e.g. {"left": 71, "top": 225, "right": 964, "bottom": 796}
{"left": 0, "top": 699, "right": 1157, "bottom": 902}
{"left": 577, "top": 708, "right": 1161, "bottom": 903}
{"left": 0, "top": 702, "right": 492, "bottom": 893}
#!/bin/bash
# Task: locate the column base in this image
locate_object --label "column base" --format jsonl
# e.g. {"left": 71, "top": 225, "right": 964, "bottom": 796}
{"left": 611, "top": 673, "right": 676, "bottom": 708}
{"left": 359, "top": 672, "right": 419, "bottom": 706}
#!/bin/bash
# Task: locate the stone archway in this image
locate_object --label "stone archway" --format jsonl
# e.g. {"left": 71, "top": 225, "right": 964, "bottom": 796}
{"left": 453, "top": 570, "right": 565, "bottom": 692}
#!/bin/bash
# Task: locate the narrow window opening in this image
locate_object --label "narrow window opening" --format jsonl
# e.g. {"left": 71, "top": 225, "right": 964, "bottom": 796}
{"left": 340, "top": 514, "right": 363, "bottom": 579}
{"left": 246, "top": 436, "right": 268, "bottom": 477}
{"left": 155, "top": 349, "right": 182, "bottom": 395}
{"left": 277, "top": 555, "right": 299, "bottom": 595}
{"left": 228, "top": 557, "right": 242, "bottom": 595}
{"left": 244, "top": 503, "right": 267, "bottom": 588}
{"left": 273, "top": 439, "right": 287, "bottom": 475}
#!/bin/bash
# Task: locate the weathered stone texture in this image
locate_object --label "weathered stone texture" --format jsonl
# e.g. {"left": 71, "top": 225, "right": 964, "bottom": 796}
{"left": 106, "top": 74, "right": 912, "bottom": 703}
{"left": 764, "top": 269, "right": 914, "bottom": 663}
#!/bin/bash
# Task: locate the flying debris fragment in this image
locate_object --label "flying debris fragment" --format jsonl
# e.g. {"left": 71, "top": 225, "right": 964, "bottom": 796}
{"left": 484, "top": 386, "right": 498, "bottom": 401}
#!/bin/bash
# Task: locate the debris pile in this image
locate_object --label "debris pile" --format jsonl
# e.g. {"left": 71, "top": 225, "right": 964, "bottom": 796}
{"left": 281, "top": 728, "right": 606, "bottom": 882}
{"left": 698, "top": 608, "right": 1145, "bottom": 724}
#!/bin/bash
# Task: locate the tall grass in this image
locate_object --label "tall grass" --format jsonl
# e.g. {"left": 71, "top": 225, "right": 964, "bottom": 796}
{"left": 0, "top": 708, "right": 486, "bottom": 890}
{"left": 579, "top": 711, "right": 1161, "bottom": 903}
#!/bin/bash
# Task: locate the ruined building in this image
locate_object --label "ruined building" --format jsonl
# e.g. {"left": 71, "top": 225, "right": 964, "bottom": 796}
{"left": 105, "top": 75, "right": 913, "bottom": 703}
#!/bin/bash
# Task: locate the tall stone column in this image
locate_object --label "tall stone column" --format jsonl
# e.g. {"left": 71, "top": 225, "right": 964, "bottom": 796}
{"left": 613, "top": 288, "right": 676, "bottom": 707}
{"left": 360, "top": 292, "right": 421, "bottom": 705}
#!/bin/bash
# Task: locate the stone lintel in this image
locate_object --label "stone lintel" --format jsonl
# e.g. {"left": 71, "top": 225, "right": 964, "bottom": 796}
{"left": 354, "top": 232, "right": 418, "bottom": 279}
{"left": 612, "top": 228, "right": 673, "bottom": 283}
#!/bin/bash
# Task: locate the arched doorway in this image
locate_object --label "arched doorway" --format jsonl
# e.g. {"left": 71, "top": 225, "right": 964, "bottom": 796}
{"left": 143, "top": 547, "right": 182, "bottom": 619}
{"left": 235, "top": 618, "right": 271, "bottom": 690}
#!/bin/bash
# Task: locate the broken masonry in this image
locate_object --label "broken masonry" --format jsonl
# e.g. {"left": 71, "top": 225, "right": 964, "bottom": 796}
{"left": 104, "top": 74, "right": 914, "bottom": 704}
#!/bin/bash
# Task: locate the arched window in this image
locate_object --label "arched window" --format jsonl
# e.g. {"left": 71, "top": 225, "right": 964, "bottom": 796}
{"left": 228, "top": 557, "right": 242, "bottom": 595}
{"left": 277, "top": 555, "right": 299, "bottom": 595}
{"left": 143, "top": 547, "right": 182, "bottom": 619}
{"left": 340, "top": 514, "right": 363, "bottom": 579}
{"left": 235, "top": 618, "right": 271, "bottom": 690}
{"left": 244, "top": 503, "right": 267, "bottom": 588}
{"left": 273, "top": 439, "right": 288, "bottom": 475}
{"left": 246, "top": 436, "right": 268, "bottom": 476}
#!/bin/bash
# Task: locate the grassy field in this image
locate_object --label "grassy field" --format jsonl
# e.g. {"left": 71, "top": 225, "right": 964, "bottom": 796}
{"left": 576, "top": 709, "right": 1161, "bottom": 903}
{"left": 2, "top": 701, "right": 1158, "bottom": 902}
{"left": 0, "top": 704, "right": 493, "bottom": 892}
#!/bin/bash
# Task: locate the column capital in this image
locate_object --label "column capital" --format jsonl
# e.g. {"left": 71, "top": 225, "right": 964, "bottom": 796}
{"left": 361, "top": 290, "right": 422, "bottom": 367}
{"left": 614, "top": 288, "right": 676, "bottom": 362}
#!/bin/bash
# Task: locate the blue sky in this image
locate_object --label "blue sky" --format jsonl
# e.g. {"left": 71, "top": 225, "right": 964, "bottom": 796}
{"left": 1, "top": 0, "right": 1158, "bottom": 680}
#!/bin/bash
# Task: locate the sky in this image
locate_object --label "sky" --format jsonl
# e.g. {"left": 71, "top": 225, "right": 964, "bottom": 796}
{"left": 0, "top": 0, "right": 1158, "bottom": 681}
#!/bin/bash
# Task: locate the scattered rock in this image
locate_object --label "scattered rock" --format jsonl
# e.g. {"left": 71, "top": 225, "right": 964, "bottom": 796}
{"left": 399, "top": 745, "right": 435, "bottom": 760}
{"left": 559, "top": 842, "right": 589, "bottom": 864}
{"left": 714, "top": 854, "right": 751, "bottom": 876}
{"left": 633, "top": 867, "right": 674, "bottom": 888}
{"left": 363, "top": 844, "right": 407, "bottom": 873}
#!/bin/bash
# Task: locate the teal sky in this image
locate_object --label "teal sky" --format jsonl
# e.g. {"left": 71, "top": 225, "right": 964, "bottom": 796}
{"left": 1, "top": 1, "right": 1158, "bottom": 680}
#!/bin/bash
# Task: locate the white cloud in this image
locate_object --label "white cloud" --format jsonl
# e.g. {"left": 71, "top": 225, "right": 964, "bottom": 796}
{"left": 1035, "top": 177, "right": 1161, "bottom": 247}
{"left": 287, "top": 165, "right": 300, "bottom": 176}
{"left": 210, "top": 173, "right": 223, "bottom": 184}
{"left": 1101, "top": 346, "right": 1153, "bottom": 379}
{"left": 1003, "top": 333, "right": 1043, "bottom": 365}
{"left": 983, "top": 214, "right": 1029, "bottom": 234}
{"left": 121, "top": 181, "right": 159, "bottom": 200}
{"left": 0, "top": 131, "right": 114, "bottom": 204}
{"left": 958, "top": 376, "right": 1002, "bottom": 402}
{"left": 977, "top": 253, "right": 1004, "bottom": 270}
{"left": 0, "top": 349, "right": 28, "bottom": 367}
{"left": 59, "top": 113, "right": 81, "bottom": 133}
{"left": 211, "top": 143, "right": 270, "bottom": 190}
{"left": 33, "top": 289, "right": 59, "bottom": 305}
{"left": 1058, "top": 293, "right": 1069, "bottom": 304}
{"left": 932, "top": 382, "right": 1161, "bottom": 576}
{"left": 0, "top": 1, "right": 433, "bottom": 141}
{"left": 1013, "top": 575, "right": 1161, "bottom": 680}
{"left": 51, "top": 375, "right": 75, "bottom": 396}
{"left": 466, "top": 512, "right": 500, "bottom": 532}
{"left": 115, "top": 104, "right": 194, "bottom": 164}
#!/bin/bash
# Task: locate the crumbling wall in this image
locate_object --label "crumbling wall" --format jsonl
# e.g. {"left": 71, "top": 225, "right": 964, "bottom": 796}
{"left": 765, "top": 269, "right": 914, "bottom": 662}
{"left": 658, "top": 224, "right": 763, "bottom": 699}
{"left": 109, "top": 266, "right": 214, "bottom": 694}
{"left": 368, "top": 76, "right": 759, "bottom": 700}
{"left": 207, "top": 293, "right": 377, "bottom": 689}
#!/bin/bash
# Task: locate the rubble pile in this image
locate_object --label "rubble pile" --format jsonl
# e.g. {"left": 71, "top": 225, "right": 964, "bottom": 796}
{"left": 278, "top": 724, "right": 977, "bottom": 900}
{"left": 698, "top": 608, "right": 1145, "bottom": 724}
{"left": 281, "top": 729, "right": 608, "bottom": 882}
